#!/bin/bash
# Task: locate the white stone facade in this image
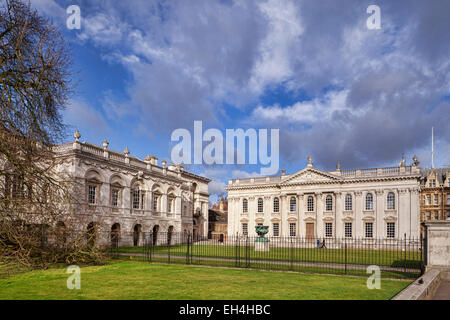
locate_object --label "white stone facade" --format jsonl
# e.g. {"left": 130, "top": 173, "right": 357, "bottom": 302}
{"left": 52, "top": 132, "right": 210, "bottom": 244}
{"left": 227, "top": 158, "right": 421, "bottom": 239}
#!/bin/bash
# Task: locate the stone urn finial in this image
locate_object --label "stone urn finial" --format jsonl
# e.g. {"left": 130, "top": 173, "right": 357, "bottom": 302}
{"left": 413, "top": 155, "right": 419, "bottom": 166}
{"left": 102, "top": 140, "right": 109, "bottom": 149}
{"left": 307, "top": 155, "right": 313, "bottom": 167}
{"left": 336, "top": 161, "right": 341, "bottom": 170}
{"left": 124, "top": 146, "right": 130, "bottom": 156}
{"left": 162, "top": 160, "right": 167, "bottom": 168}
{"left": 74, "top": 130, "right": 81, "bottom": 142}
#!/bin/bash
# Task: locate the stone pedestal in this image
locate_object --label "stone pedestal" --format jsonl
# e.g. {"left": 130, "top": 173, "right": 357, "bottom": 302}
{"left": 255, "top": 240, "right": 270, "bottom": 252}
{"left": 423, "top": 221, "right": 450, "bottom": 269}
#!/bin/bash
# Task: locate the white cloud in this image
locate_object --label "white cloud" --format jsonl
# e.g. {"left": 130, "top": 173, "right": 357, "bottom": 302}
{"left": 252, "top": 90, "right": 353, "bottom": 124}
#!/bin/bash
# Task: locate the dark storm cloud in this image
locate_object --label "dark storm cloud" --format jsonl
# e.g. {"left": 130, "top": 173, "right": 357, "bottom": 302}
{"left": 36, "top": 0, "right": 450, "bottom": 172}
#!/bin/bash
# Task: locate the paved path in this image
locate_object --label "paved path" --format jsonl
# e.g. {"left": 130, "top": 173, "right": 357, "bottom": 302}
{"left": 432, "top": 281, "right": 450, "bottom": 300}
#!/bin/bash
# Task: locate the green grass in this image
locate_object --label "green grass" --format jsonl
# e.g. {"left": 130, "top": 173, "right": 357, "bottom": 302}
{"left": 113, "top": 255, "right": 419, "bottom": 279}
{"left": 116, "top": 244, "right": 422, "bottom": 268}
{"left": 0, "top": 261, "right": 411, "bottom": 300}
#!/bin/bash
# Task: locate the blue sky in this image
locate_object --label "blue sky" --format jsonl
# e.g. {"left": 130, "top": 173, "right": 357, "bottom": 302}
{"left": 32, "top": 0, "right": 450, "bottom": 204}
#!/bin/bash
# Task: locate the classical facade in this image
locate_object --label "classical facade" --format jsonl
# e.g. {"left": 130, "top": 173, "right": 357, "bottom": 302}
{"left": 52, "top": 130, "right": 210, "bottom": 245}
{"left": 420, "top": 169, "right": 450, "bottom": 227}
{"left": 227, "top": 156, "right": 422, "bottom": 239}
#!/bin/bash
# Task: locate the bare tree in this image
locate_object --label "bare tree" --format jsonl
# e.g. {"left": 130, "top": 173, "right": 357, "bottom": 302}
{"left": 0, "top": 0, "right": 104, "bottom": 268}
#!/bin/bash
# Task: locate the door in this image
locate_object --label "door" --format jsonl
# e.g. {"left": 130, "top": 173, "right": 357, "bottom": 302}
{"left": 306, "top": 223, "right": 314, "bottom": 239}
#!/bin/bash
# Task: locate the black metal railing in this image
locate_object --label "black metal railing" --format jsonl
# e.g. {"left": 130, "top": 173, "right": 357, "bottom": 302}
{"left": 107, "top": 231, "right": 424, "bottom": 279}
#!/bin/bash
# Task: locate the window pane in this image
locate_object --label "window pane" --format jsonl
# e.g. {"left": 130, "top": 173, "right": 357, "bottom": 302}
{"left": 307, "top": 196, "right": 314, "bottom": 212}
{"left": 258, "top": 198, "right": 263, "bottom": 213}
{"left": 345, "top": 194, "right": 352, "bottom": 211}
{"left": 243, "top": 199, "right": 248, "bottom": 213}
{"left": 325, "top": 223, "right": 333, "bottom": 237}
{"left": 345, "top": 222, "right": 352, "bottom": 238}
{"left": 365, "top": 193, "right": 373, "bottom": 210}
{"left": 326, "top": 196, "right": 333, "bottom": 211}
{"left": 273, "top": 223, "right": 279, "bottom": 237}
{"left": 289, "top": 223, "right": 296, "bottom": 237}
{"left": 387, "top": 222, "right": 395, "bottom": 238}
{"left": 290, "top": 197, "right": 296, "bottom": 212}
{"left": 365, "top": 223, "right": 373, "bottom": 238}
{"left": 88, "top": 185, "right": 96, "bottom": 204}
{"left": 273, "top": 197, "right": 279, "bottom": 212}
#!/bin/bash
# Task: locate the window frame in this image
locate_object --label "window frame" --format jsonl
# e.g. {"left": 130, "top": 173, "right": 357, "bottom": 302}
{"left": 242, "top": 223, "right": 248, "bottom": 236}
{"left": 307, "top": 196, "right": 314, "bottom": 212}
{"left": 365, "top": 193, "right": 373, "bottom": 211}
{"left": 242, "top": 199, "right": 248, "bottom": 213}
{"left": 325, "top": 195, "right": 333, "bottom": 211}
{"left": 257, "top": 198, "right": 264, "bottom": 213}
{"left": 365, "top": 222, "right": 373, "bottom": 238}
{"left": 344, "top": 222, "right": 352, "bottom": 238}
{"left": 345, "top": 194, "right": 352, "bottom": 211}
{"left": 273, "top": 197, "right": 280, "bottom": 213}
{"left": 290, "top": 197, "right": 297, "bottom": 212}
{"left": 386, "top": 222, "right": 395, "bottom": 238}
{"left": 289, "top": 223, "right": 296, "bottom": 237}
{"left": 387, "top": 192, "right": 395, "bottom": 210}
{"left": 325, "top": 222, "right": 333, "bottom": 238}
{"left": 273, "top": 223, "right": 280, "bottom": 237}
{"left": 88, "top": 184, "right": 97, "bottom": 204}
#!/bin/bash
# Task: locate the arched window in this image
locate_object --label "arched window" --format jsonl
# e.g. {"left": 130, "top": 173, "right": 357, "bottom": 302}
{"left": 242, "top": 199, "right": 248, "bottom": 213}
{"left": 307, "top": 196, "right": 314, "bottom": 212}
{"left": 365, "top": 193, "right": 373, "bottom": 210}
{"left": 257, "top": 198, "right": 264, "bottom": 213}
{"left": 387, "top": 192, "right": 395, "bottom": 210}
{"left": 325, "top": 195, "right": 333, "bottom": 211}
{"left": 273, "top": 197, "right": 279, "bottom": 212}
{"left": 290, "top": 197, "right": 297, "bottom": 212}
{"left": 345, "top": 194, "right": 352, "bottom": 211}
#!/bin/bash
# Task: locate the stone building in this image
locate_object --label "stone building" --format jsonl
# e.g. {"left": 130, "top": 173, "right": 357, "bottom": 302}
{"left": 52, "top": 131, "right": 210, "bottom": 245}
{"left": 227, "top": 156, "right": 422, "bottom": 239}
{"left": 208, "top": 198, "right": 228, "bottom": 241}
{"left": 419, "top": 168, "right": 450, "bottom": 228}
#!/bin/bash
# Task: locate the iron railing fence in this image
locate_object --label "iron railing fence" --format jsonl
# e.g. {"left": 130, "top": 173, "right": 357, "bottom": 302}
{"left": 106, "top": 231, "right": 424, "bottom": 279}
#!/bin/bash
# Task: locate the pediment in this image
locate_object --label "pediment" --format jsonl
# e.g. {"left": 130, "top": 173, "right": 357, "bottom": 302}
{"left": 281, "top": 168, "right": 341, "bottom": 185}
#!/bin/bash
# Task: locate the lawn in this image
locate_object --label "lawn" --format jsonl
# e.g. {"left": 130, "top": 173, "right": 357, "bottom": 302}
{"left": 0, "top": 261, "right": 411, "bottom": 300}
{"left": 116, "top": 243, "right": 422, "bottom": 268}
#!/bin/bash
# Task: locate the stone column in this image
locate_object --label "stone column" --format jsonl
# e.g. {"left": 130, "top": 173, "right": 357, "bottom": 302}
{"left": 280, "top": 194, "right": 287, "bottom": 237}
{"left": 298, "top": 193, "right": 304, "bottom": 237}
{"left": 399, "top": 188, "right": 409, "bottom": 238}
{"left": 376, "top": 190, "right": 384, "bottom": 238}
{"left": 355, "top": 191, "right": 363, "bottom": 238}
{"left": 316, "top": 192, "right": 323, "bottom": 238}
{"left": 202, "top": 201, "right": 209, "bottom": 237}
{"left": 175, "top": 195, "right": 182, "bottom": 218}
{"left": 161, "top": 193, "right": 167, "bottom": 217}
{"left": 410, "top": 188, "right": 420, "bottom": 238}
{"left": 248, "top": 196, "right": 256, "bottom": 237}
{"left": 335, "top": 192, "right": 343, "bottom": 238}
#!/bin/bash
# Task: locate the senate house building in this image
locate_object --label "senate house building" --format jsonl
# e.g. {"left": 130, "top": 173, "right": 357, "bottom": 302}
{"left": 226, "top": 156, "right": 422, "bottom": 240}
{"left": 51, "top": 130, "right": 210, "bottom": 245}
